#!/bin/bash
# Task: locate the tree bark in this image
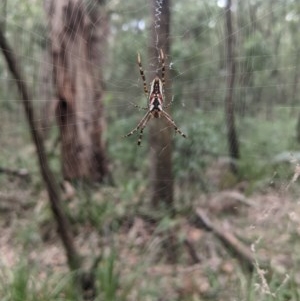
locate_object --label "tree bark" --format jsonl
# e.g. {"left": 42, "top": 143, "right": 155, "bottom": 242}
{"left": 224, "top": 0, "right": 240, "bottom": 172}
{"left": 149, "top": 0, "right": 174, "bottom": 208}
{"left": 46, "top": 0, "right": 109, "bottom": 182}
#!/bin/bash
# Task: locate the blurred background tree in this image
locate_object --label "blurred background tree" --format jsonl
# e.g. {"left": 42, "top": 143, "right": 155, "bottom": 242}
{"left": 45, "top": 0, "right": 109, "bottom": 182}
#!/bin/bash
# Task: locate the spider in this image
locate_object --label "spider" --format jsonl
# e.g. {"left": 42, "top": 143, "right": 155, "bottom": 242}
{"left": 124, "top": 49, "right": 187, "bottom": 146}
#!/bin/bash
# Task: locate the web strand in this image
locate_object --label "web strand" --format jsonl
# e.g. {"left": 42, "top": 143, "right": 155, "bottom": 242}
{"left": 154, "top": 0, "right": 163, "bottom": 59}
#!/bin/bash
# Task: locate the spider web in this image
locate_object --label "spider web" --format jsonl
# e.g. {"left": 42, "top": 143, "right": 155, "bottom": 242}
{"left": 0, "top": 0, "right": 300, "bottom": 298}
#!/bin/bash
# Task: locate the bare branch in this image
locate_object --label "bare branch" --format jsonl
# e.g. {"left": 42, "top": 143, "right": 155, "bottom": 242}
{"left": 0, "top": 26, "right": 81, "bottom": 271}
{"left": 195, "top": 208, "right": 269, "bottom": 272}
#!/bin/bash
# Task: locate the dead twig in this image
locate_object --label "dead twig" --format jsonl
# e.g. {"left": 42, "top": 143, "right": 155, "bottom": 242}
{"left": 195, "top": 208, "right": 269, "bottom": 272}
{"left": 184, "top": 238, "right": 202, "bottom": 264}
{"left": 0, "top": 167, "right": 30, "bottom": 179}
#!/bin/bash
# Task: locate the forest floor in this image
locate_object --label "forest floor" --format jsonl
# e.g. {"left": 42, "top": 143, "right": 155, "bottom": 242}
{"left": 1, "top": 168, "right": 300, "bottom": 300}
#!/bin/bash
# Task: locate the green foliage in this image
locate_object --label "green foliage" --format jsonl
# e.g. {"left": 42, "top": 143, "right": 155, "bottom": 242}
{"left": 243, "top": 32, "right": 271, "bottom": 72}
{"left": 107, "top": 116, "right": 147, "bottom": 175}
{"left": 108, "top": 105, "right": 299, "bottom": 196}
{"left": 237, "top": 108, "right": 298, "bottom": 186}
{"left": 97, "top": 252, "right": 120, "bottom": 301}
{"left": 173, "top": 109, "right": 224, "bottom": 184}
{"left": 0, "top": 261, "right": 76, "bottom": 301}
{"left": 9, "top": 261, "right": 29, "bottom": 301}
{"left": 244, "top": 271, "right": 299, "bottom": 301}
{"left": 0, "top": 0, "right": 45, "bottom": 105}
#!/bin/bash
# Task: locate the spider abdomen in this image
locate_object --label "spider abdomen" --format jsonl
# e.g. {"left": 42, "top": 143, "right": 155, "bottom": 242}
{"left": 150, "top": 96, "right": 162, "bottom": 111}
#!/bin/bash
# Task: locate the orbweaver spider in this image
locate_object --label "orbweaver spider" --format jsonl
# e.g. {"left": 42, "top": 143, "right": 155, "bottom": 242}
{"left": 124, "top": 49, "right": 187, "bottom": 146}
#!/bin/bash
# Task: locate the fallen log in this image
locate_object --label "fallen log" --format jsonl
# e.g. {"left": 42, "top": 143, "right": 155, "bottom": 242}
{"left": 195, "top": 208, "right": 269, "bottom": 272}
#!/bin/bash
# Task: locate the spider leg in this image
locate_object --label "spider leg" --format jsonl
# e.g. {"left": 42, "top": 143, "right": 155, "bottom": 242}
{"left": 161, "top": 110, "right": 187, "bottom": 138}
{"left": 160, "top": 49, "right": 165, "bottom": 87}
{"left": 137, "top": 52, "right": 149, "bottom": 96}
{"left": 137, "top": 113, "right": 152, "bottom": 146}
{"left": 163, "top": 95, "right": 174, "bottom": 109}
{"left": 124, "top": 112, "right": 150, "bottom": 138}
{"left": 129, "top": 102, "right": 148, "bottom": 110}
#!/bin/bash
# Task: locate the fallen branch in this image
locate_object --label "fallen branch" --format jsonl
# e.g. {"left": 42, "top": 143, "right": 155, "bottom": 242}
{"left": 0, "top": 166, "right": 30, "bottom": 179}
{"left": 195, "top": 208, "right": 269, "bottom": 272}
{"left": 184, "top": 238, "right": 202, "bottom": 264}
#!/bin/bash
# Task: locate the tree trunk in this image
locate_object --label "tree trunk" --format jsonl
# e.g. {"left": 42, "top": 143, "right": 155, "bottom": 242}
{"left": 224, "top": 0, "right": 240, "bottom": 172}
{"left": 149, "top": 0, "right": 174, "bottom": 208}
{"left": 46, "top": 0, "right": 109, "bottom": 182}
{"left": 0, "top": 25, "right": 104, "bottom": 299}
{"left": 0, "top": 23, "right": 81, "bottom": 275}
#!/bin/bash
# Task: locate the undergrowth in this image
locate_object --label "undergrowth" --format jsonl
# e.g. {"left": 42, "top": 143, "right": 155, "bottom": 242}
{"left": 1, "top": 107, "right": 300, "bottom": 300}
{"left": 108, "top": 106, "right": 298, "bottom": 197}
